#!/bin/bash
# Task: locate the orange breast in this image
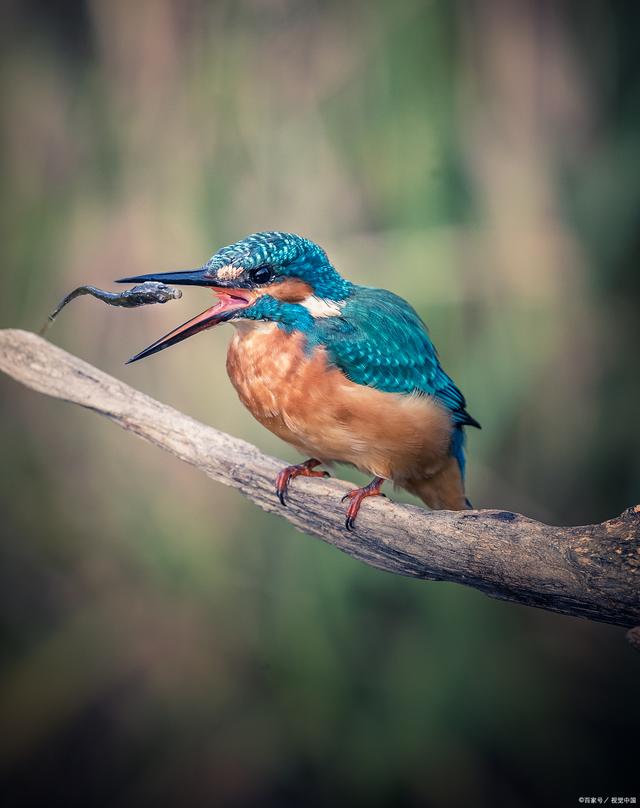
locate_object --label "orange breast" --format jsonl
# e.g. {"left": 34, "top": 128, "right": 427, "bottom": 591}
{"left": 226, "top": 322, "right": 454, "bottom": 483}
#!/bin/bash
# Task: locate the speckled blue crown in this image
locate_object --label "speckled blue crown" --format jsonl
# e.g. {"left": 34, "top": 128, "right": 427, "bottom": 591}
{"left": 206, "top": 232, "right": 352, "bottom": 300}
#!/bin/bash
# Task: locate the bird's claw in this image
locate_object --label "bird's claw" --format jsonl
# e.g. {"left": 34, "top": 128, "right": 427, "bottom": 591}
{"left": 341, "top": 478, "right": 386, "bottom": 531}
{"left": 275, "top": 460, "right": 329, "bottom": 506}
{"left": 341, "top": 491, "right": 386, "bottom": 504}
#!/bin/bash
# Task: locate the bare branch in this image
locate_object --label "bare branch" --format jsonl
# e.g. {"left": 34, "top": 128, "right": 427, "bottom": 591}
{"left": 1, "top": 329, "right": 638, "bottom": 632}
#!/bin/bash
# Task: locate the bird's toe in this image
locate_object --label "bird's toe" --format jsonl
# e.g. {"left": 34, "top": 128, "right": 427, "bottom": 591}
{"left": 274, "top": 459, "right": 327, "bottom": 507}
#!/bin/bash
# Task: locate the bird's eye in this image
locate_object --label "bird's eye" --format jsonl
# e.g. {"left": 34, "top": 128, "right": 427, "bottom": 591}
{"left": 249, "top": 266, "right": 273, "bottom": 285}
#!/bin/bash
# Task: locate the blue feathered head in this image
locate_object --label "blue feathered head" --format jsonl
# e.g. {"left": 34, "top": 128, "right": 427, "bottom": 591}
{"left": 118, "top": 231, "right": 352, "bottom": 362}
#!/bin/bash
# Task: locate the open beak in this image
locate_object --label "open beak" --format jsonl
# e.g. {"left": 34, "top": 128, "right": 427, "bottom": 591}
{"left": 117, "top": 267, "right": 218, "bottom": 287}
{"left": 117, "top": 268, "right": 252, "bottom": 364}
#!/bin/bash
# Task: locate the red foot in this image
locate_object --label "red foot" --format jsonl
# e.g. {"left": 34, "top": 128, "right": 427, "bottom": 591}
{"left": 275, "top": 459, "right": 329, "bottom": 506}
{"left": 341, "top": 477, "right": 386, "bottom": 531}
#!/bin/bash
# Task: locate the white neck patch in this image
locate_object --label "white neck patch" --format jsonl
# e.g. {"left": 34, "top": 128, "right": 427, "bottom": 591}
{"left": 300, "top": 296, "right": 344, "bottom": 318}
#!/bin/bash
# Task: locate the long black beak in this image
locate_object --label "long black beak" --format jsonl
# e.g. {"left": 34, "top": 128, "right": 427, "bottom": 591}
{"left": 118, "top": 267, "right": 254, "bottom": 364}
{"left": 125, "top": 289, "right": 252, "bottom": 364}
{"left": 116, "top": 268, "right": 215, "bottom": 286}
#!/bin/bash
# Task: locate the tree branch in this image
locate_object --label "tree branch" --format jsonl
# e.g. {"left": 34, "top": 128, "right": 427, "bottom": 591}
{"left": 1, "top": 328, "right": 638, "bottom": 634}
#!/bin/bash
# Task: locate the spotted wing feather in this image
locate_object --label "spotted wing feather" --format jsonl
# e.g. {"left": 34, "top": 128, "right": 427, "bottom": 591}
{"left": 313, "top": 287, "right": 479, "bottom": 428}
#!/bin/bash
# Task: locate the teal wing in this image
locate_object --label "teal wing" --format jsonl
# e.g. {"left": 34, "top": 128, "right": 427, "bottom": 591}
{"left": 312, "top": 287, "right": 479, "bottom": 428}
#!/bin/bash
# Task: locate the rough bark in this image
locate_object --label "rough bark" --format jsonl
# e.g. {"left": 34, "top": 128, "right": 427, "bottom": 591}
{"left": 1, "top": 329, "right": 638, "bottom": 636}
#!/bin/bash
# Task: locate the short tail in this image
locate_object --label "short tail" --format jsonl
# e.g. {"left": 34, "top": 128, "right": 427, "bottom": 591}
{"left": 451, "top": 425, "right": 467, "bottom": 479}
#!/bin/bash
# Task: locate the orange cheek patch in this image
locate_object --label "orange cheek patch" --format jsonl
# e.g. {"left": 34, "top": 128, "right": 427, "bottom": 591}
{"left": 266, "top": 278, "right": 314, "bottom": 303}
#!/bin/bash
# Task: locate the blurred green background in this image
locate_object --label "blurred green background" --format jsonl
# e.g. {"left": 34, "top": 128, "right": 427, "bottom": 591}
{"left": 1, "top": 1, "right": 639, "bottom": 806}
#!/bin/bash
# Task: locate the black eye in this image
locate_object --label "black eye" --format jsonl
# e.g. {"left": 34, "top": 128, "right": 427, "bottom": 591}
{"left": 249, "top": 266, "right": 273, "bottom": 285}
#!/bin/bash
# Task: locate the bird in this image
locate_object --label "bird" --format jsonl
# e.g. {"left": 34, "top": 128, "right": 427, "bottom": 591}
{"left": 119, "top": 232, "right": 480, "bottom": 529}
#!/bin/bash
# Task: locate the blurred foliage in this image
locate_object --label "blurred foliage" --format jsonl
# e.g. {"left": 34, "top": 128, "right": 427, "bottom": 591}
{"left": 0, "top": 1, "right": 639, "bottom": 806}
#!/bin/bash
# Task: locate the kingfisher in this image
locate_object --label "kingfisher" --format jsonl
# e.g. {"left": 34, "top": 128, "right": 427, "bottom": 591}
{"left": 119, "top": 232, "right": 480, "bottom": 529}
